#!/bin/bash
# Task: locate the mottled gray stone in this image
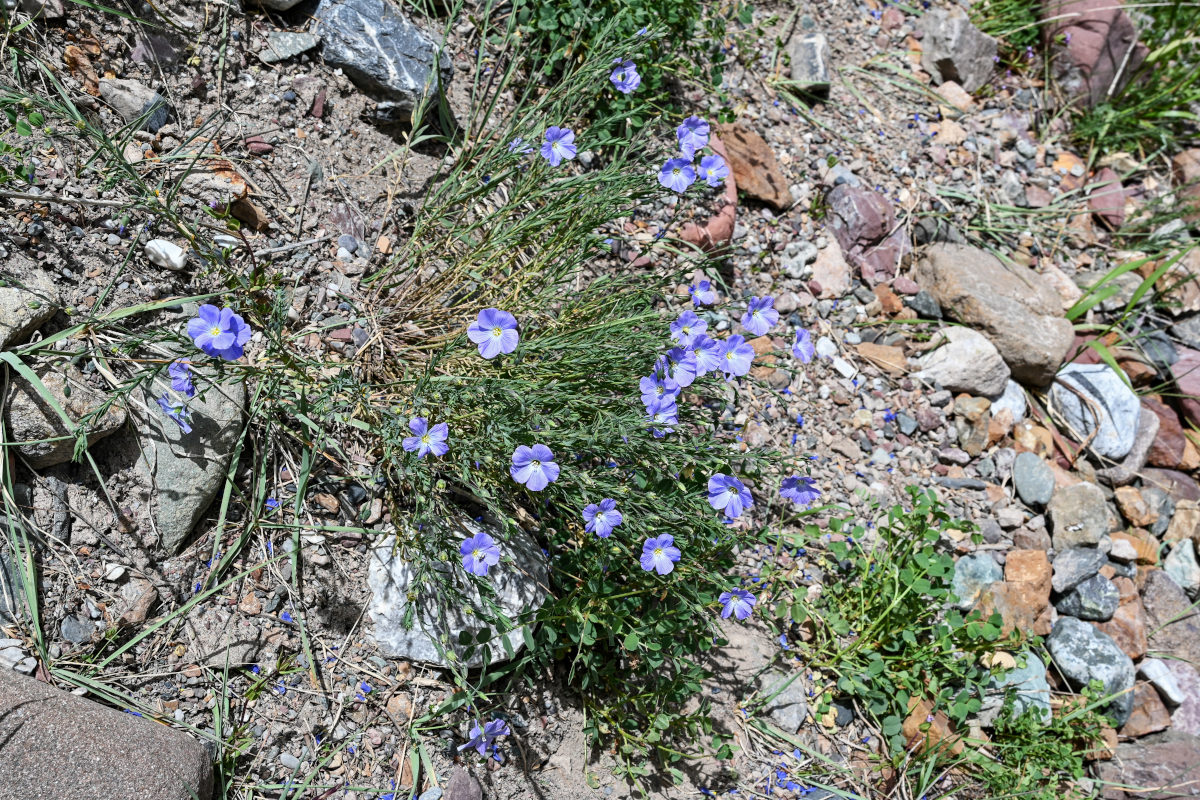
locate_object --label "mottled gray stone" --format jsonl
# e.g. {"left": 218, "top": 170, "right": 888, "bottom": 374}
{"left": 788, "top": 31, "right": 830, "bottom": 92}
{"left": 260, "top": 32, "right": 321, "bottom": 64}
{"left": 312, "top": 0, "right": 451, "bottom": 117}
{"left": 759, "top": 670, "right": 809, "bottom": 733}
{"left": 0, "top": 266, "right": 58, "bottom": 349}
{"left": 1054, "top": 574, "right": 1119, "bottom": 621}
{"left": 1046, "top": 616, "right": 1135, "bottom": 725}
{"left": 0, "top": 668, "right": 213, "bottom": 800}
{"left": 919, "top": 7, "right": 998, "bottom": 93}
{"left": 1051, "top": 547, "right": 1106, "bottom": 594}
{"left": 1172, "top": 315, "right": 1200, "bottom": 351}
{"left": 980, "top": 651, "right": 1051, "bottom": 726}
{"left": 367, "top": 515, "right": 548, "bottom": 668}
{"left": 1047, "top": 482, "right": 1109, "bottom": 550}
{"left": 444, "top": 766, "right": 483, "bottom": 800}
{"left": 136, "top": 375, "right": 246, "bottom": 553}
{"left": 0, "top": 549, "right": 27, "bottom": 625}
{"left": 1139, "top": 658, "right": 1186, "bottom": 707}
{"left": 951, "top": 552, "right": 1002, "bottom": 610}
{"left": 1144, "top": 486, "right": 1175, "bottom": 537}
{"left": 98, "top": 78, "right": 169, "bottom": 133}
{"left": 5, "top": 365, "right": 127, "bottom": 468}
{"left": 1050, "top": 363, "right": 1141, "bottom": 460}
{"left": 1013, "top": 451, "right": 1054, "bottom": 508}
{"left": 60, "top": 614, "right": 95, "bottom": 644}
{"left": 1166, "top": 539, "right": 1200, "bottom": 597}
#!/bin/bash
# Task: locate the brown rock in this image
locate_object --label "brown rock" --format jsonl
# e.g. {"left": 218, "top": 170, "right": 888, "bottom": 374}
{"left": 1118, "top": 683, "right": 1171, "bottom": 738}
{"left": 1087, "top": 724, "right": 1118, "bottom": 761}
{"left": 1167, "top": 500, "right": 1200, "bottom": 544}
{"left": 1111, "top": 529, "right": 1160, "bottom": 566}
{"left": 1144, "top": 569, "right": 1200, "bottom": 666}
{"left": 1096, "top": 731, "right": 1200, "bottom": 799}
{"left": 1157, "top": 248, "right": 1200, "bottom": 318}
{"left": 989, "top": 408, "right": 1014, "bottom": 446}
{"left": 902, "top": 697, "right": 963, "bottom": 756}
{"left": 1093, "top": 577, "right": 1148, "bottom": 660}
{"left": 680, "top": 133, "right": 737, "bottom": 251}
{"left": 1114, "top": 486, "right": 1158, "bottom": 529}
{"left": 873, "top": 284, "right": 904, "bottom": 315}
{"left": 1014, "top": 421, "right": 1054, "bottom": 458}
{"left": 230, "top": 197, "right": 270, "bottom": 232}
{"left": 1087, "top": 167, "right": 1125, "bottom": 229}
{"left": 238, "top": 592, "right": 262, "bottom": 616}
{"left": 117, "top": 579, "right": 159, "bottom": 627}
{"left": 934, "top": 80, "right": 974, "bottom": 112}
{"left": 0, "top": 668, "right": 213, "bottom": 800}
{"left": 1014, "top": 527, "right": 1052, "bottom": 551}
{"left": 1005, "top": 550, "right": 1051, "bottom": 594}
{"left": 856, "top": 343, "right": 906, "bottom": 376}
{"left": 1172, "top": 348, "right": 1200, "bottom": 428}
{"left": 715, "top": 123, "right": 790, "bottom": 210}
{"left": 1043, "top": 0, "right": 1149, "bottom": 108}
{"left": 1144, "top": 396, "right": 1190, "bottom": 469}
{"left": 1174, "top": 149, "right": 1200, "bottom": 225}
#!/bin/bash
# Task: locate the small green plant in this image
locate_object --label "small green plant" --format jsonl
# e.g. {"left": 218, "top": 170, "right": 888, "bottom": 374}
{"left": 971, "top": 0, "right": 1042, "bottom": 61}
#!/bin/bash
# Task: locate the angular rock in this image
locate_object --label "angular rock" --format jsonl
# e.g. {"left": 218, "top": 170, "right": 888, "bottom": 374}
{"left": 0, "top": 668, "right": 213, "bottom": 800}
{"left": 951, "top": 552, "right": 1002, "bottom": 610}
{"left": 1087, "top": 167, "right": 1125, "bottom": 230}
{"left": 980, "top": 651, "right": 1051, "bottom": 725}
{"left": 0, "top": 549, "right": 26, "bottom": 625}
{"left": 788, "top": 32, "right": 830, "bottom": 93}
{"left": 1096, "top": 405, "right": 1159, "bottom": 487}
{"left": 1055, "top": 573, "right": 1120, "bottom": 621}
{"left": 260, "top": 32, "right": 321, "bottom": 65}
{"left": 144, "top": 239, "right": 188, "bottom": 271}
{"left": 1046, "top": 616, "right": 1135, "bottom": 725}
{"left": 1145, "top": 396, "right": 1191, "bottom": 469}
{"left": 1143, "top": 486, "right": 1176, "bottom": 537}
{"left": 1119, "top": 682, "right": 1171, "bottom": 738}
{"left": 1172, "top": 348, "right": 1200, "bottom": 428}
{"left": 912, "top": 326, "right": 1010, "bottom": 396}
{"left": 1139, "top": 658, "right": 1186, "bottom": 707}
{"left": 367, "top": 514, "right": 548, "bottom": 668}
{"left": 0, "top": 266, "right": 59, "bottom": 349}
{"left": 312, "top": 0, "right": 452, "bottom": 117}
{"left": 1013, "top": 451, "right": 1055, "bottom": 508}
{"left": 759, "top": 670, "right": 809, "bottom": 733}
{"left": 990, "top": 550, "right": 1053, "bottom": 635}
{"left": 919, "top": 7, "right": 997, "bottom": 93}
{"left": 1049, "top": 363, "right": 1141, "bottom": 460}
{"left": 1111, "top": 529, "right": 1160, "bottom": 566}
{"left": 1051, "top": 547, "right": 1107, "bottom": 594}
{"left": 911, "top": 244, "right": 1073, "bottom": 386}
{"left": 809, "top": 240, "right": 851, "bottom": 299}
{"left": 6, "top": 366, "right": 127, "bottom": 468}
{"left": 1114, "top": 486, "right": 1156, "bottom": 528}
{"left": 826, "top": 185, "right": 910, "bottom": 285}
{"left": 716, "top": 123, "right": 790, "bottom": 210}
{"left": 1167, "top": 661, "right": 1200, "bottom": 736}
{"left": 1048, "top": 482, "right": 1109, "bottom": 550}
{"left": 98, "top": 78, "right": 169, "bottom": 133}
{"left": 136, "top": 374, "right": 246, "bottom": 553}
{"left": 1145, "top": 569, "right": 1200, "bottom": 666}
{"left": 989, "top": 379, "right": 1027, "bottom": 423}
{"left": 1043, "top": 0, "right": 1149, "bottom": 108}
{"left": 445, "top": 766, "right": 483, "bottom": 800}
{"left": 1173, "top": 148, "right": 1200, "bottom": 225}
{"left": 1165, "top": 539, "right": 1200, "bottom": 597}
{"left": 1093, "top": 578, "right": 1148, "bottom": 660}
{"left": 1166, "top": 498, "right": 1200, "bottom": 544}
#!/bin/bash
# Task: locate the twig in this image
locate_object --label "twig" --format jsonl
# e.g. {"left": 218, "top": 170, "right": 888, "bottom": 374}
{"left": 0, "top": 189, "right": 127, "bottom": 208}
{"left": 253, "top": 234, "right": 335, "bottom": 258}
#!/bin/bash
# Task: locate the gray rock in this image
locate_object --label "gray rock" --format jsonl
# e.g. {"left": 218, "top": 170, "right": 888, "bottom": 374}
{"left": 367, "top": 514, "right": 548, "bottom": 668}
{"left": 5, "top": 365, "right": 128, "bottom": 468}
{"left": 758, "top": 670, "right": 809, "bottom": 733}
{"left": 980, "top": 651, "right": 1051, "bottom": 726}
{"left": 919, "top": 7, "right": 998, "bottom": 93}
{"left": 1144, "top": 486, "right": 1175, "bottom": 537}
{"left": 185, "top": 606, "right": 271, "bottom": 669}
{"left": 908, "top": 290, "right": 942, "bottom": 319}
{"left": 951, "top": 552, "right": 1002, "bottom": 610}
{"left": 1054, "top": 574, "right": 1120, "bottom": 621}
{"left": 1140, "top": 329, "right": 1178, "bottom": 369}
{"left": 144, "top": 239, "right": 188, "bottom": 271}
{"left": 136, "top": 374, "right": 246, "bottom": 553}
{"left": 1013, "top": 451, "right": 1054, "bottom": 508}
{"left": 1172, "top": 315, "right": 1200, "bottom": 351}
{"left": 1047, "top": 482, "right": 1109, "bottom": 550}
{"left": 1096, "top": 405, "right": 1158, "bottom": 487}
{"left": 18, "top": 0, "right": 65, "bottom": 18}
{"left": 1139, "top": 658, "right": 1186, "bottom": 707}
{"left": 788, "top": 32, "right": 830, "bottom": 93}
{"left": 98, "top": 78, "right": 169, "bottom": 133}
{"left": 1050, "top": 363, "right": 1141, "bottom": 460}
{"left": 988, "top": 379, "right": 1027, "bottom": 423}
{"left": 418, "top": 788, "right": 444, "bottom": 800}
{"left": 0, "top": 549, "right": 27, "bottom": 625}
{"left": 912, "top": 326, "right": 1010, "bottom": 396}
{"left": 254, "top": 0, "right": 304, "bottom": 10}
{"left": 0, "top": 266, "right": 59, "bottom": 349}
{"left": 60, "top": 614, "right": 94, "bottom": 644}
{"left": 0, "top": 668, "right": 213, "bottom": 799}
{"left": 260, "top": 32, "right": 321, "bottom": 64}
{"left": 1166, "top": 539, "right": 1200, "bottom": 597}
{"left": 1051, "top": 547, "right": 1106, "bottom": 594}
{"left": 279, "top": 753, "right": 301, "bottom": 771}
{"left": 444, "top": 766, "right": 483, "bottom": 800}
{"left": 896, "top": 412, "right": 918, "bottom": 436}
{"left": 1046, "top": 616, "right": 1135, "bottom": 725}
{"left": 312, "top": 0, "right": 452, "bottom": 117}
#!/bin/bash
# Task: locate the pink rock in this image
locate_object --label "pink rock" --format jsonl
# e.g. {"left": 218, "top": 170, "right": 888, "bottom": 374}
{"left": 1087, "top": 166, "right": 1125, "bottom": 229}
{"left": 244, "top": 136, "right": 273, "bottom": 155}
{"left": 680, "top": 134, "right": 736, "bottom": 251}
{"left": 1042, "top": 0, "right": 1149, "bottom": 108}
{"left": 1172, "top": 347, "right": 1200, "bottom": 426}
{"left": 881, "top": 6, "right": 905, "bottom": 31}
{"left": 826, "top": 185, "right": 910, "bottom": 286}
{"left": 1167, "top": 660, "right": 1200, "bottom": 736}
{"left": 892, "top": 276, "right": 921, "bottom": 295}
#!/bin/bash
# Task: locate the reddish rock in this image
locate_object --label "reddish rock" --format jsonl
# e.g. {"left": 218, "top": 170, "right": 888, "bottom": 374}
{"left": 1173, "top": 348, "right": 1200, "bottom": 427}
{"left": 244, "top": 135, "right": 273, "bottom": 155}
{"left": 881, "top": 6, "right": 905, "bottom": 31}
{"left": 1144, "top": 396, "right": 1190, "bottom": 468}
{"left": 1114, "top": 485, "right": 1158, "bottom": 529}
{"left": 715, "top": 123, "right": 790, "bottom": 210}
{"left": 1143, "top": 467, "right": 1200, "bottom": 504}
{"left": 1167, "top": 660, "right": 1200, "bottom": 736}
{"left": 1172, "top": 148, "right": 1200, "bottom": 225}
{"left": 1119, "top": 683, "right": 1172, "bottom": 738}
{"left": 1110, "top": 530, "right": 1159, "bottom": 567}
{"left": 991, "top": 550, "right": 1053, "bottom": 635}
{"left": 1096, "top": 732, "right": 1200, "bottom": 799}
{"left": 1145, "top": 569, "right": 1200, "bottom": 666}
{"left": 903, "top": 697, "right": 963, "bottom": 756}
{"left": 893, "top": 276, "right": 921, "bottom": 295}
{"left": 1093, "top": 577, "right": 1148, "bottom": 660}
{"left": 1043, "top": 0, "right": 1149, "bottom": 108}
{"left": 1088, "top": 167, "right": 1125, "bottom": 230}
{"left": 680, "top": 134, "right": 736, "bottom": 251}
{"left": 826, "top": 185, "right": 911, "bottom": 286}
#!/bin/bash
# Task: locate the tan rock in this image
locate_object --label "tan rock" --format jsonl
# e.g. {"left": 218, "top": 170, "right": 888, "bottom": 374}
{"left": 903, "top": 697, "right": 963, "bottom": 756}
{"left": 935, "top": 81, "right": 975, "bottom": 112}
{"left": 1111, "top": 529, "right": 1160, "bottom": 566}
{"left": 1114, "top": 486, "right": 1158, "bottom": 529}
{"left": 810, "top": 240, "right": 852, "bottom": 299}
{"left": 1172, "top": 148, "right": 1200, "bottom": 224}
{"left": 1166, "top": 500, "right": 1200, "bottom": 544}
{"left": 1093, "top": 577, "right": 1148, "bottom": 660}
{"left": 715, "top": 123, "right": 791, "bottom": 210}
{"left": 1118, "top": 682, "right": 1171, "bottom": 738}
{"left": 856, "top": 343, "right": 906, "bottom": 375}
{"left": 5, "top": 365, "right": 127, "bottom": 469}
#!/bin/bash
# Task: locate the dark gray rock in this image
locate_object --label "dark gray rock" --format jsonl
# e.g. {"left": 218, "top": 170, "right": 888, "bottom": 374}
{"left": 1172, "top": 315, "right": 1200, "bottom": 351}
{"left": 1054, "top": 574, "right": 1120, "bottom": 621}
{"left": 788, "top": 31, "right": 830, "bottom": 93}
{"left": 1013, "top": 451, "right": 1054, "bottom": 507}
{"left": 1048, "top": 482, "right": 1109, "bottom": 550}
{"left": 0, "top": 668, "right": 213, "bottom": 800}
{"left": 908, "top": 290, "right": 942, "bottom": 319}
{"left": 1141, "top": 329, "right": 1178, "bottom": 369}
{"left": 260, "top": 32, "right": 321, "bottom": 64}
{"left": 98, "top": 78, "right": 169, "bottom": 133}
{"left": 445, "top": 766, "right": 483, "bottom": 800}
{"left": 1051, "top": 547, "right": 1106, "bottom": 594}
{"left": 312, "top": 0, "right": 451, "bottom": 117}
{"left": 951, "top": 552, "right": 1002, "bottom": 610}
{"left": 919, "top": 7, "right": 998, "bottom": 93}
{"left": 1050, "top": 363, "right": 1141, "bottom": 460}
{"left": 1143, "top": 485, "right": 1175, "bottom": 537}
{"left": 60, "top": 614, "right": 94, "bottom": 644}
{"left": 1046, "top": 616, "right": 1135, "bottom": 725}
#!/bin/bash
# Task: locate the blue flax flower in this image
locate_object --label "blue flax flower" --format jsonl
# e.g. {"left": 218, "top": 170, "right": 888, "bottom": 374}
{"left": 156, "top": 393, "right": 193, "bottom": 434}
{"left": 793, "top": 329, "right": 815, "bottom": 363}
{"left": 689, "top": 334, "right": 724, "bottom": 376}
{"left": 402, "top": 417, "right": 449, "bottom": 458}
{"left": 742, "top": 296, "right": 779, "bottom": 336}
{"left": 677, "top": 116, "right": 710, "bottom": 158}
{"left": 507, "top": 137, "right": 533, "bottom": 154}
{"left": 640, "top": 534, "right": 682, "bottom": 575}
{"left": 540, "top": 126, "right": 577, "bottom": 167}
{"left": 511, "top": 444, "right": 560, "bottom": 491}
{"left": 467, "top": 308, "right": 519, "bottom": 359}
{"left": 460, "top": 532, "right": 501, "bottom": 576}
{"left": 699, "top": 154, "right": 729, "bottom": 187}
{"left": 168, "top": 360, "right": 195, "bottom": 398}
{"left": 670, "top": 310, "right": 707, "bottom": 346}
{"left": 708, "top": 473, "right": 752, "bottom": 519}
{"left": 609, "top": 60, "right": 642, "bottom": 93}
{"left": 640, "top": 373, "right": 680, "bottom": 407}
{"left": 583, "top": 498, "right": 623, "bottom": 538}
{"left": 780, "top": 475, "right": 821, "bottom": 508}
{"left": 665, "top": 346, "right": 698, "bottom": 387}
{"left": 645, "top": 396, "right": 679, "bottom": 438}
{"left": 659, "top": 158, "right": 696, "bottom": 193}
{"left": 719, "top": 588, "right": 756, "bottom": 620}
{"left": 187, "top": 304, "right": 252, "bottom": 361}
{"left": 719, "top": 335, "right": 755, "bottom": 377}
{"left": 459, "top": 718, "right": 511, "bottom": 756}
{"left": 689, "top": 280, "right": 717, "bottom": 306}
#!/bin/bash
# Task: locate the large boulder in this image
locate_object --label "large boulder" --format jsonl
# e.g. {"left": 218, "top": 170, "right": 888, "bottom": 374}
{"left": 5, "top": 365, "right": 127, "bottom": 468}
{"left": 919, "top": 7, "right": 997, "bottom": 93}
{"left": 910, "top": 243, "right": 1074, "bottom": 386}
{"left": 1042, "top": 0, "right": 1149, "bottom": 109}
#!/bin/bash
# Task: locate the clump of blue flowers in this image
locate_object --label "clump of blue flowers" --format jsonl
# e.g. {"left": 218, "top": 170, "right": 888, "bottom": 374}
{"left": 657, "top": 115, "right": 728, "bottom": 194}
{"left": 187, "top": 304, "right": 252, "bottom": 361}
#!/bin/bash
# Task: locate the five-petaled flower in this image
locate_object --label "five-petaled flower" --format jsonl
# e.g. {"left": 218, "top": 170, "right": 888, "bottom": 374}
{"left": 609, "top": 59, "right": 642, "bottom": 94}
{"left": 402, "top": 417, "right": 449, "bottom": 458}
{"left": 664, "top": 346, "right": 698, "bottom": 387}
{"left": 540, "top": 126, "right": 577, "bottom": 167}
{"left": 670, "top": 310, "right": 707, "bottom": 346}
{"left": 168, "top": 360, "right": 195, "bottom": 398}
{"left": 156, "top": 393, "right": 192, "bottom": 434}
{"left": 793, "top": 329, "right": 815, "bottom": 363}
{"left": 467, "top": 308, "right": 519, "bottom": 359}
{"left": 689, "top": 334, "right": 724, "bottom": 377}
{"left": 719, "top": 588, "right": 756, "bottom": 620}
{"left": 742, "top": 296, "right": 779, "bottom": 337}
{"left": 659, "top": 158, "right": 696, "bottom": 193}
{"left": 583, "top": 498, "right": 623, "bottom": 538}
{"left": 708, "top": 473, "right": 752, "bottom": 519}
{"left": 459, "top": 718, "right": 511, "bottom": 756}
{"left": 460, "top": 532, "right": 501, "bottom": 576}
{"left": 640, "top": 534, "right": 682, "bottom": 575}
{"left": 719, "top": 335, "right": 755, "bottom": 377}
{"left": 699, "top": 154, "right": 729, "bottom": 187}
{"left": 511, "top": 444, "right": 560, "bottom": 491}
{"left": 645, "top": 396, "right": 679, "bottom": 438}
{"left": 689, "top": 280, "right": 717, "bottom": 306}
{"left": 640, "top": 373, "right": 680, "bottom": 408}
{"left": 676, "top": 116, "right": 710, "bottom": 158}
{"left": 780, "top": 475, "right": 821, "bottom": 508}
{"left": 187, "top": 304, "right": 252, "bottom": 361}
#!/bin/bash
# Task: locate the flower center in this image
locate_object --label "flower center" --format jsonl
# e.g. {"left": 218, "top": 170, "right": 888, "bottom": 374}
{"left": 491, "top": 326, "right": 502, "bottom": 337}
{"left": 725, "top": 351, "right": 734, "bottom": 360}
{"left": 729, "top": 486, "right": 739, "bottom": 495}
{"left": 472, "top": 548, "right": 482, "bottom": 560}
{"left": 672, "top": 168, "right": 681, "bottom": 176}
{"left": 421, "top": 434, "right": 431, "bottom": 445}
{"left": 531, "top": 460, "right": 540, "bottom": 468}
{"left": 209, "top": 325, "right": 223, "bottom": 337}
{"left": 682, "top": 325, "right": 690, "bottom": 335}
{"left": 551, "top": 141, "right": 560, "bottom": 150}
{"left": 653, "top": 547, "right": 664, "bottom": 558}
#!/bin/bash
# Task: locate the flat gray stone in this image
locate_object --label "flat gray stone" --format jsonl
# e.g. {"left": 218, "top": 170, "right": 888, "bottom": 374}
{"left": 1046, "top": 616, "right": 1135, "bottom": 725}
{"left": 1047, "top": 482, "right": 1109, "bottom": 550}
{"left": 367, "top": 515, "right": 548, "bottom": 668}
{"left": 1166, "top": 539, "right": 1200, "bottom": 597}
{"left": 951, "top": 552, "right": 1002, "bottom": 610}
{"left": 919, "top": 7, "right": 997, "bottom": 93}
{"left": 260, "top": 32, "right": 321, "bottom": 64}
{"left": 5, "top": 365, "right": 127, "bottom": 468}
{"left": 988, "top": 379, "right": 1027, "bottom": 423}
{"left": 98, "top": 78, "right": 169, "bottom": 133}
{"left": 1050, "top": 363, "right": 1141, "bottom": 460}
{"left": 788, "top": 31, "right": 830, "bottom": 92}
{"left": 1139, "top": 658, "right": 1186, "bottom": 707}
{"left": 1051, "top": 547, "right": 1106, "bottom": 594}
{"left": 1013, "top": 451, "right": 1054, "bottom": 508}
{"left": 758, "top": 670, "right": 809, "bottom": 733}
{"left": 0, "top": 267, "right": 58, "bottom": 349}
{"left": 1054, "top": 573, "right": 1119, "bottom": 621}
{"left": 980, "top": 651, "right": 1051, "bottom": 726}
{"left": 312, "top": 0, "right": 451, "bottom": 117}
{"left": 136, "top": 374, "right": 246, "bottom": 554}
{"left": 0, "top": 668, "right": 213, "bottom": 800}
{"left": 60, "top": 613, "right": 95, "bottom": 644}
